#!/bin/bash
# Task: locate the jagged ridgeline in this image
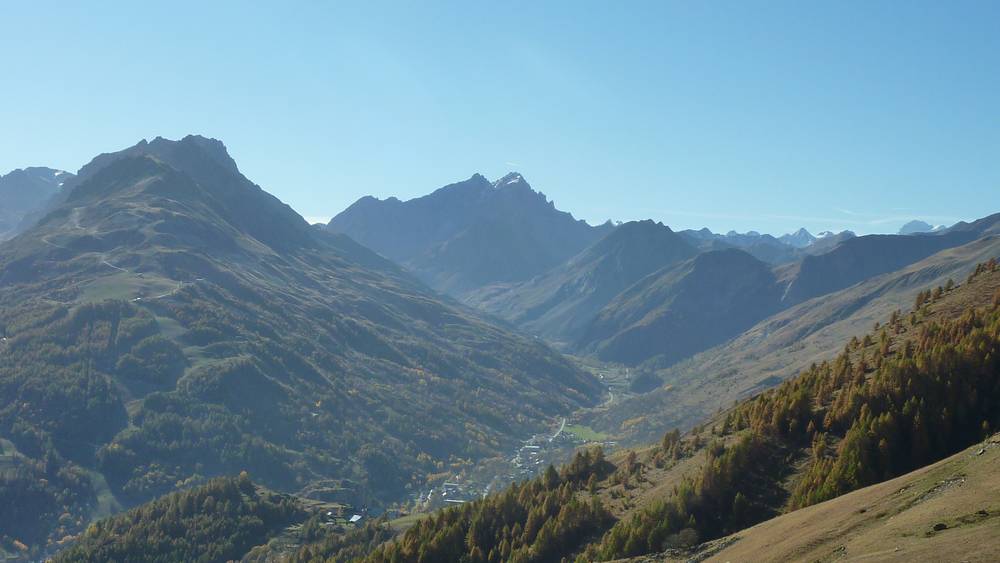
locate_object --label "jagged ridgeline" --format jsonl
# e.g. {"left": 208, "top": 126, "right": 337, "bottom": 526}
{"left": 0, "top": 136, "right": 602, "bottom": 556}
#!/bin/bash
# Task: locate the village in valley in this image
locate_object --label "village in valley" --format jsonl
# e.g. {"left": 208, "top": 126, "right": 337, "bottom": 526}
{"left": 400, "top": 361, "right": 632, "bottom": 516}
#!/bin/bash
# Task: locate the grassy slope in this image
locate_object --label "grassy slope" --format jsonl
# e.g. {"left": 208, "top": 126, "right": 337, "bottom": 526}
{"left": 683, "top": 433, "right": 1000, "bottom": 563}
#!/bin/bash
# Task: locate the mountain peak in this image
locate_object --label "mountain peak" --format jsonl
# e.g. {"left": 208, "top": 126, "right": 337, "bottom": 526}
{"left": 494, "top": 172, "right": 527, "bottom": 188}
{"left": 779, "top": 227, "right": 817, "bottom": 248}
{"left": 151, "top": 134, "right": 240, "bottom": 174}
{"left": 582, "top": 219, "right": 691, "bottom": 267}
{"left": 35, "top": 135, "right": 314, "bottom": 253}
{"left": 71, "top": 135, "right": 239, "bottom": 189}
{"left": 1, "top": 166, "right": 71, "bottom": 185}
{"left": 615, "top": 219, "right": 671, "bottom": 234}
{"left": 0, "top": 167, "right": 74, "bottom": 239}
{"left": 329, "top": 172, "right": 611, "bottom": 295}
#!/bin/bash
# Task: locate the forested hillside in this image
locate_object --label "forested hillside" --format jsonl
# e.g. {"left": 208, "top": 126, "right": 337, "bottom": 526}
{"left": 51, "top": 475, "right": 302, "bottom": 563}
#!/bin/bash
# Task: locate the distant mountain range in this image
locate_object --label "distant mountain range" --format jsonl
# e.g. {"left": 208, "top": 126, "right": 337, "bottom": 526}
{"left": 778, "top": 227, "right": 817, "bottom": 248}
{"left": 328, "top": 177, "right": 991, "bottom": 370}
{"left": 328, "top": 172, "right": 614, "bottom": 296}
{"left": 0, "top": 167, "right": 72, "bottom": 239}
{"left": 581, "top": 222, "right": 996, "bottom": 365}
{"left": 677, "top": 227, "right": 857, "bottom": 264}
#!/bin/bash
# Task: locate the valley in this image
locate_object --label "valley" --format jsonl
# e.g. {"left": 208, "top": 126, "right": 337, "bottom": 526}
{"left": 5, "top": 6, "right": 999, "bottom": 561}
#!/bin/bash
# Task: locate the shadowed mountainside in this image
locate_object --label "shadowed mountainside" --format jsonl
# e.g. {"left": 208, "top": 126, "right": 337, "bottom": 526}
{"left": 0, "top": 167, "right": 72, "bottom": 240}
{"left": 328, "top": 173, "right": 614, "bottom": 296}
{"left": 466, "top": 220, "right": 697, "bottom": 345}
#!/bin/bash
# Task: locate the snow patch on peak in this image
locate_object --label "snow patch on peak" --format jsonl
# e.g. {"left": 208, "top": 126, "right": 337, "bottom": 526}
{"left": 494, "top": 172, "right": 526, "bottom": 187}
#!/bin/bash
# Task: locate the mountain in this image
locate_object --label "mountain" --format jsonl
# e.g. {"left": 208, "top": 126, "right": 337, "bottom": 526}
{"left": 0, "top": 167, "right": 72, "bottom": 239}
{"left": 803, "top": 228, "right": 856, "bottom": 254}
{"left": 465, "top": 220, "right": 697, "bottom": 344}
{"left": 780, "top": 230, "right": 985, "bottom": 305}
{"left": 678, "top": 228, "right": 800, "bottom": 264}
{"left": 941, "top": 211, "right": 1000, "bottom": 238}
{"left": 327, "top": 173, "right": 614, "bottom": 296}
{"left": 777, "top": 227, "right": 816, "bottom": 248}
{"left": 482, "top": 213, "right": 995, "bottom": 373}
{"left": 577, "top": 248, "right": 784, "bottom": 365}
{"left": 469, "top": 221, "right": 990, "bottom": 370}
{"left": 898, "top": 219, "right": 935, "bottom": 234}
{"left": 0, "top": 136, "right": 602, "bottom": 554}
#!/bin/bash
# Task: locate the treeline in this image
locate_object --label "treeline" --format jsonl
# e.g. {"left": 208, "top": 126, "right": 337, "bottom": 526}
{"left": 364, "top": 448, "right": 613, "bottom": 563}
{"left": 53, "top": 474, "right": 303, "bottom": 563}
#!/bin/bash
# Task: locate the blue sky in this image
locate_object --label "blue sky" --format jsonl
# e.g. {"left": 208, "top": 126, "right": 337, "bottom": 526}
{"left": 2, "top": 1, "right": 998, "bottom": 235}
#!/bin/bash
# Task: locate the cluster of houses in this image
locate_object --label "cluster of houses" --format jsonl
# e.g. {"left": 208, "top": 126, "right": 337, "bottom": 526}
{"left": 403, "top": 419, "right": 620, "bottom": 519}
{"left": 318, "top": 503, "right": 367, "bottom": 528}
{"left": 410, "top": 481, "right": 478, "bottom": 511}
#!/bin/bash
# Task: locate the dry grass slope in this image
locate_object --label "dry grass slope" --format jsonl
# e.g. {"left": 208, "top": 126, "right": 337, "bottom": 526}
{"left": 689, "top": 433, "right": 1000, "bottom": 563}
